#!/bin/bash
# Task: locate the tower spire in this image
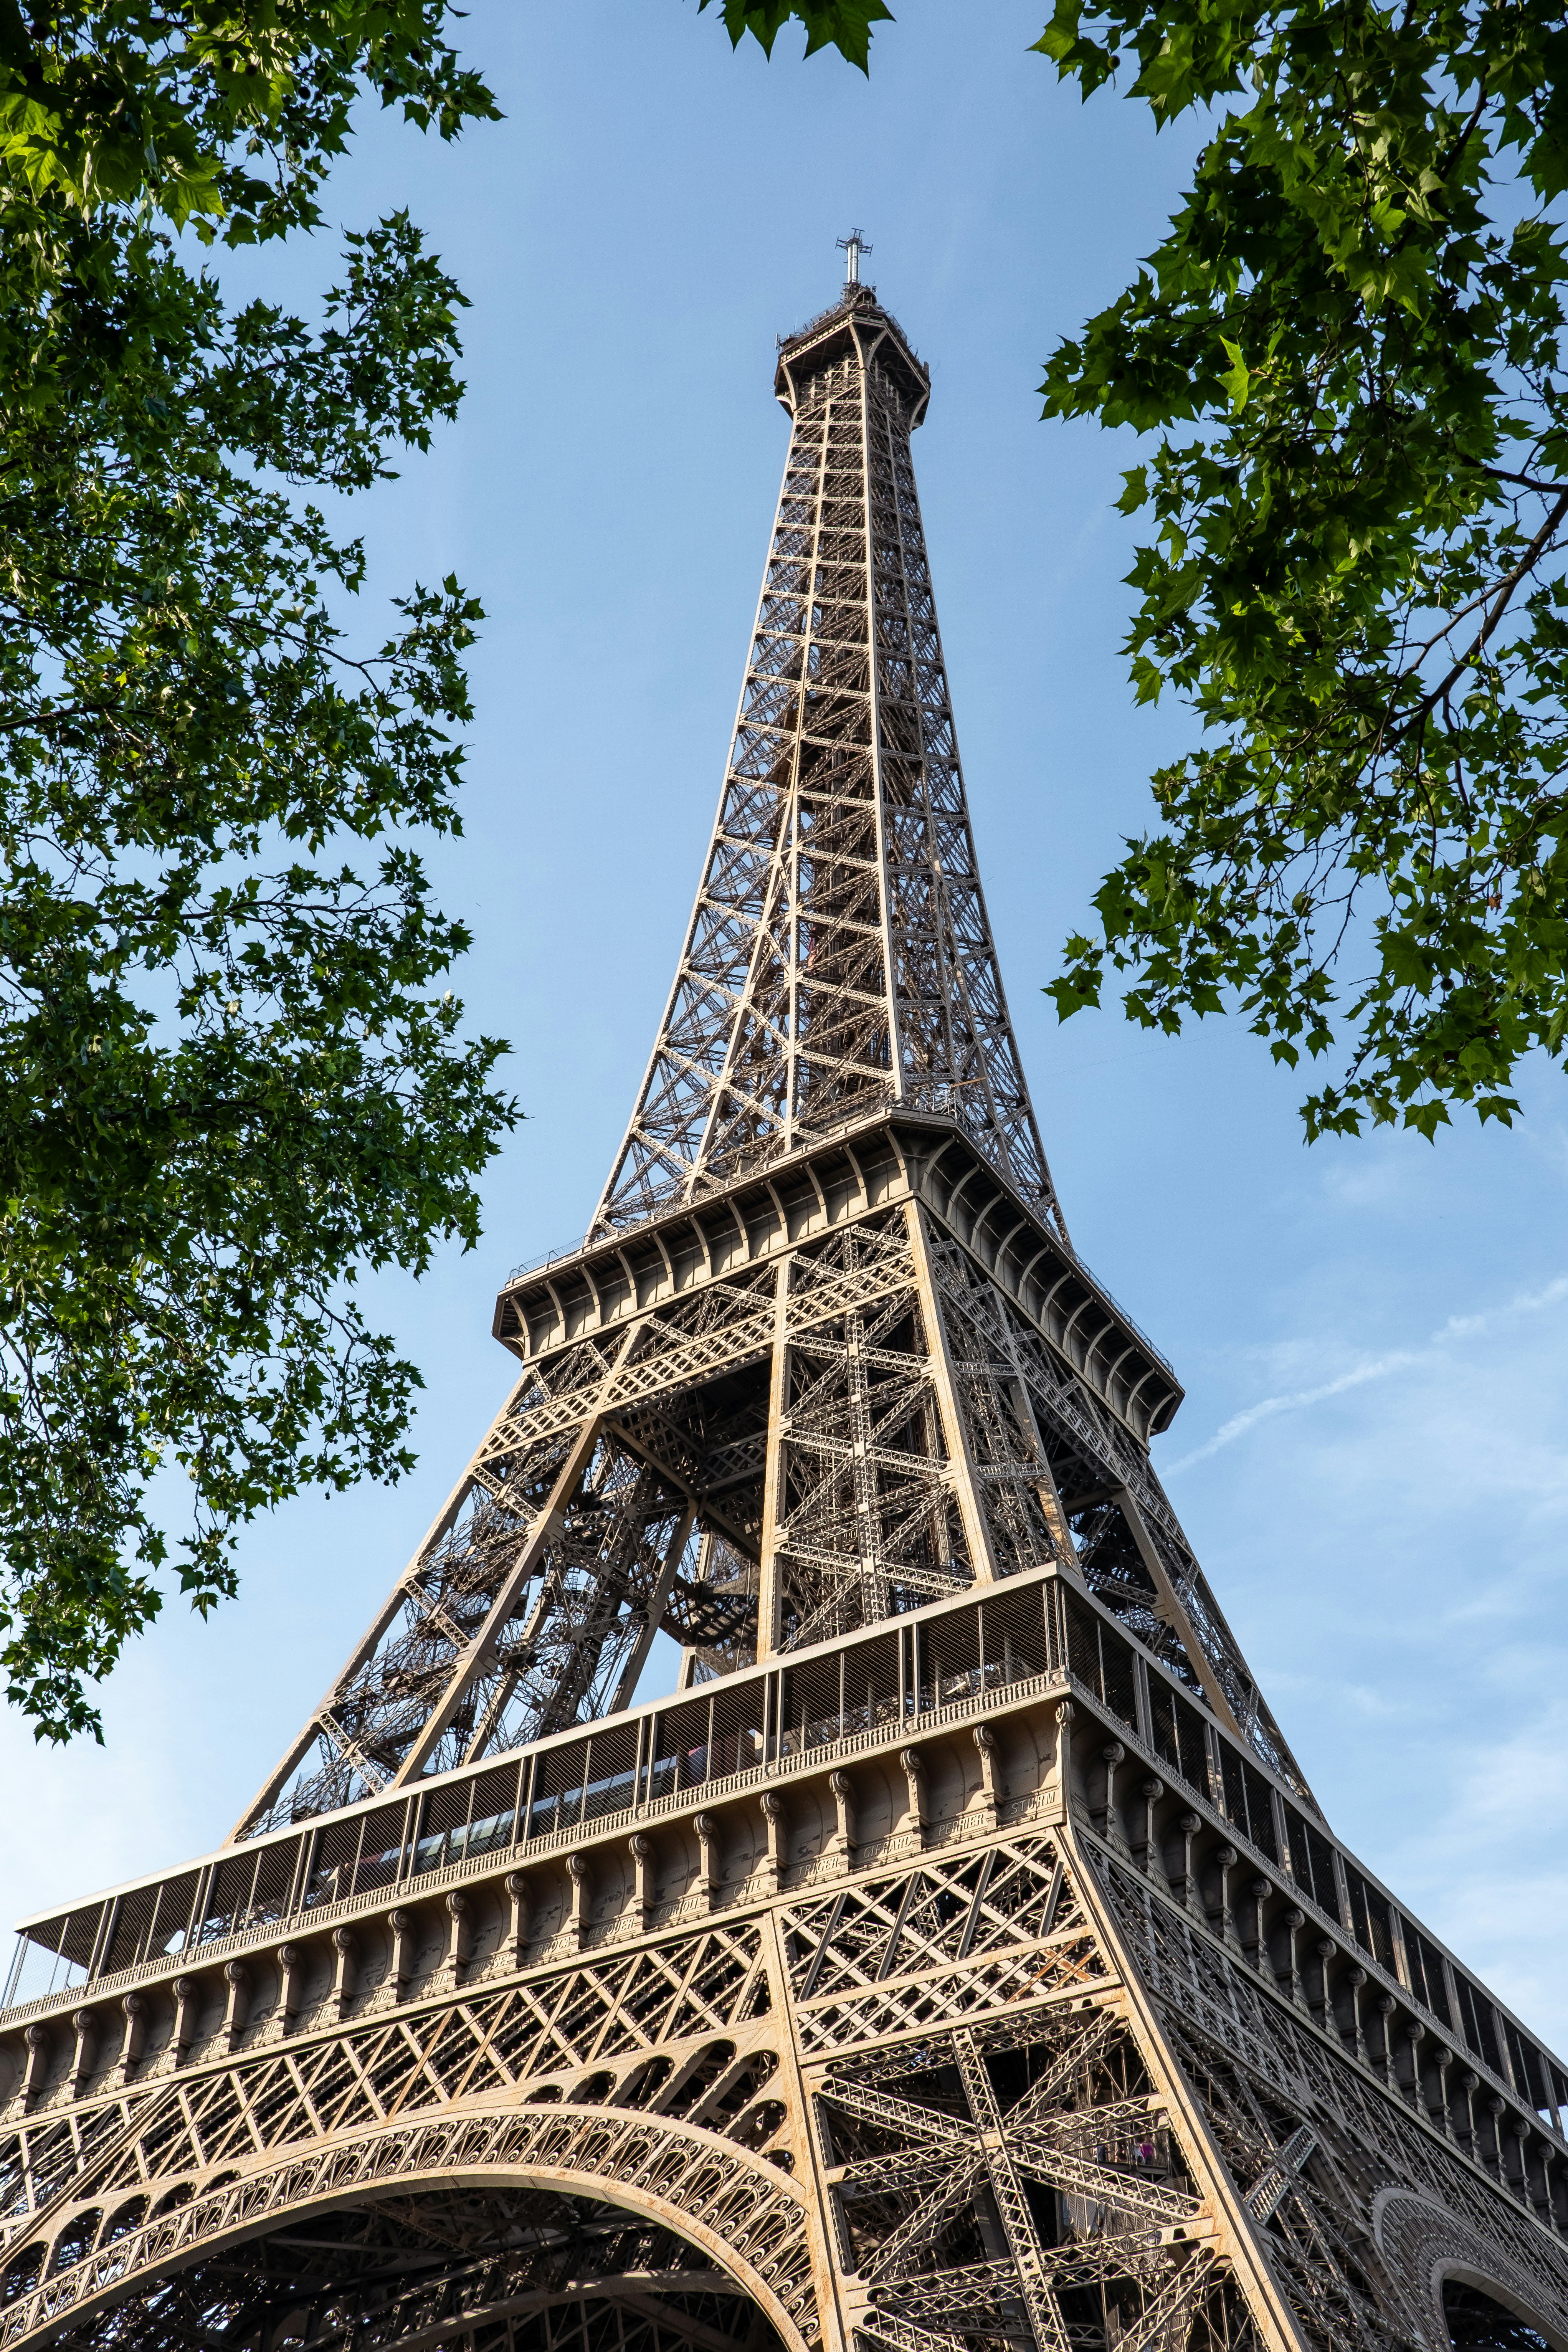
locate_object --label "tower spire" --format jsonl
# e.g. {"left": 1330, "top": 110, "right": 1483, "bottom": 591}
{"left": 591, "top": 281, "right": 1066, "bottom": 1250}
{"left": 225, "top": 280, "right": 1308, "bottom": 1840}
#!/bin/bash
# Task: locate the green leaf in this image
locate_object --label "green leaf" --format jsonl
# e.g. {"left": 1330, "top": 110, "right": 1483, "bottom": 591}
{"left": 1216, "top": 335, "right": 1250, "bottom": 412}
{"left": 697, "top": 0, "right": 894, "bottom": 69}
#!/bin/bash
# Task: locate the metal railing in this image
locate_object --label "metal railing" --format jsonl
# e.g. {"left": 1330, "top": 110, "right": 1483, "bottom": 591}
{"left": 0, "top": 1661, "right": 1064, "bottom": 2035}
{"left": 497, "top": 1106, "right": 1173, "bottom": 1382}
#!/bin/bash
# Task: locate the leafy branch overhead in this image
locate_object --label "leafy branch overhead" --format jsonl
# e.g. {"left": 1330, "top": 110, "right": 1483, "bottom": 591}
{"left": 1032, "top": 0, "right": 1568, "bottom": 1140}
{"left": 697, "top": 0, "right": 893, "bottom": 72}
{"left": 0, "top": 0, "right": 498, "bottom": 230}
{"left": 0, "top": 7, "right": 512, "bottom": 1742}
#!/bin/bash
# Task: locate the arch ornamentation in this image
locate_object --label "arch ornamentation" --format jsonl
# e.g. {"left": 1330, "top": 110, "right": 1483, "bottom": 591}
{"left": 0, "top": 2103, "right": 816, "bottom": 2352}
{"left": 1373, "top": 2188, "right": 1568, "bottom": 2352}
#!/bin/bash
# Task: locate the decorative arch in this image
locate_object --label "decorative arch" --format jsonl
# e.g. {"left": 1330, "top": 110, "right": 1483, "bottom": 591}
{"left": 1372, "top": 2188, "right": 1568, "bottom": 2352}
{"left": 0, "top": 2103, "right": 816, "bottom": 2352}
{"left": 1441, "top": 2267, "right": 1560, "bottom": 2350}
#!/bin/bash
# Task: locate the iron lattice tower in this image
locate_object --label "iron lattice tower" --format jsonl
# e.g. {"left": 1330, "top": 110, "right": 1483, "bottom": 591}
{"left": 3, "top": 276, "right": 1568, "bottom": 2352}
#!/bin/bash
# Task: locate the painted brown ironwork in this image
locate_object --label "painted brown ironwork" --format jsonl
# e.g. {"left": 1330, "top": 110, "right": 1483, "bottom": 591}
{"left": 5, "top": 266, "right": 1568, "bottom": 2352}
{"left": 590, "top": 283, "right": 1059, "bottom": 1248}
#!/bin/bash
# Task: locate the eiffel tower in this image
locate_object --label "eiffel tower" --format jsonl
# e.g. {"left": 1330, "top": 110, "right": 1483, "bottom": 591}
{"left": 3, "top": 253, "right": 1567, "bottom": 2352}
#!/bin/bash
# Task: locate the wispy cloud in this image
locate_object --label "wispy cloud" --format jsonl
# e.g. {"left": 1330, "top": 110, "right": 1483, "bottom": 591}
{"left": 1165, "top": 1354, "right": 1416, "bottom": 1472}
{"left": 1433, "top": 1271, "right": 1568, "bottom": 1342}
{"left": 1162, "top": 1271, "right": 1568, "bottom": 1474}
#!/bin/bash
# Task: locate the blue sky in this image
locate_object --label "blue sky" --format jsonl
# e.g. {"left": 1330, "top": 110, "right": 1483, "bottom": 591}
{"left": 5, "top": 0, "right": 1568, "bottom": 2053}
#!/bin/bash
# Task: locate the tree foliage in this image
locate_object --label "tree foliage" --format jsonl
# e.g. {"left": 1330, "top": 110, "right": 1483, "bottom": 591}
{"left": 1034, "top": 0, "right": 1568, "bottom": 1140}
{"left": 697, "top": 0, "right": 892, "bottom": 73}
{"left": 0, "top": 5, "right": 508, "bottom": 1742}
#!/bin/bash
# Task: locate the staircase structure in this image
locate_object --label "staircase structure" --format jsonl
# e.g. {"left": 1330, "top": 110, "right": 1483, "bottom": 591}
{"left": 2, "top": 264, "right": 1565, "bottom": 2352}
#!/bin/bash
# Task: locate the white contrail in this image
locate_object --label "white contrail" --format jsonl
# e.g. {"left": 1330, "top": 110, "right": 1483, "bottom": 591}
{"left": 1161, "top": 1273, "right": 1568, "bottom": 1475}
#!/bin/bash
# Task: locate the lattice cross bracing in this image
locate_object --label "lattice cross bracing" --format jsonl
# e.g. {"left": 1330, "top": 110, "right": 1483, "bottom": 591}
{"left": 591, "top": 289, "right": 1062, "bottom": 1247}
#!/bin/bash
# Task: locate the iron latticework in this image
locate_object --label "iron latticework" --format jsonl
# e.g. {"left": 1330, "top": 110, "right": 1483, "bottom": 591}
{"left": 591, "top": 287, "right": 1058, "bottom": 1245}
{"left": 4, "top": 273, "right": 1568, "bottom": 2352}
